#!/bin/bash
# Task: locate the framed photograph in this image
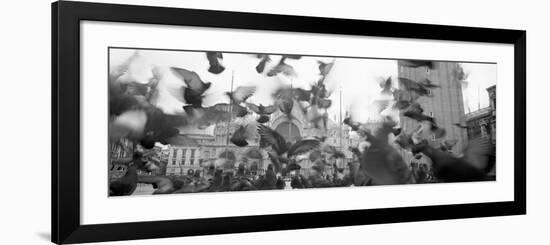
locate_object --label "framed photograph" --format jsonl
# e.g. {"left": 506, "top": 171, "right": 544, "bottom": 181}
{"left": 52, "top": 1, "right": 526, "bottom": 244}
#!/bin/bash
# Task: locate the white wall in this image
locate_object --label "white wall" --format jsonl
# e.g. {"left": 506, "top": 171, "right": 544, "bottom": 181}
{"left": 0, "top": 0, "right": 547, "bottom": 244}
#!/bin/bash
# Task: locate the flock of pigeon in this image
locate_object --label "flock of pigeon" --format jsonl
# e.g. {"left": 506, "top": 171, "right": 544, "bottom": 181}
{"left": 108, "top": 51, "right": 496, "bottom": 196}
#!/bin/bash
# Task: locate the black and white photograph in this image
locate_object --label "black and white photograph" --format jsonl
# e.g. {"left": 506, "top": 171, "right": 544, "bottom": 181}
{"left": 108, "top": 48, "right": 497, "bottom": 196}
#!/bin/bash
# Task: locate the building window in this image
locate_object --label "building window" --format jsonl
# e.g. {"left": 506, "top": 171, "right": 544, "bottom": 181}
{"left": 431, "top": 134, "right": 436, "bottom": 141}
{"left": 190, "top": 149, "right": 195, "bottom": 166}
{"left": 182, "top": 149, "right": 188, "bottom": 165}
{"left": 172, "top": 149, "right": 177, "bottom": 165}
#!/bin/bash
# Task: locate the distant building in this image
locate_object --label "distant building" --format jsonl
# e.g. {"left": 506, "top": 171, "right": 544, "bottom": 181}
{"left": 397, "top": 61, "right": 469, "bottom": 167}
{"left": 466, "top": 85, "right": 496, "bottom": 144}
{"left": 109, "top": 138, "right": 168, "bottom": 178}
{"left": 164, "top": 100, "right": 354, "bottom": 177}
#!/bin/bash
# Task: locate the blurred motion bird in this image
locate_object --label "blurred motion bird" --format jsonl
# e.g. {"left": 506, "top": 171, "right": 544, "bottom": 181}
{"left": 293, "top": 88, "right": 312, "bottom": 102}
{"left": 109, "top": 153, "right": 154, "bottom": 196}
{"left": 173, "top": 179, "right": 212, "bottom": 193}
{"left": 139, "top": 108, "right": 189, "bottom": 148}
{"left": 258, "top": 124, "right": 320, "bottom": 172}
{"left": 379, "top": 76, "right": 393, "bottom": 96}
{"left": 137, "top": 176, "right": 175, "bottom": 194}
{"left": 400, "top": 60, "right": 435, "bottom": 69}
{"left": 109, "top": 66, "right": 162, "bottom": 116}
{"left": 454, "top": 123, "right": 469, "bottom": 129}
{"left": 305, "top": 105, "right": 328, "bottom": 129}
{"left": 109, "top": 110, "right": 148, "bottom": 141}
{"left": 206, "top": 52, "right": 225, "bottom": 74}
{"left": 317, "top": 60, "right": 335, "bottom": 77}
{"left": 419, "top": 78, "right": 440, "bottom": 89}
{"left": 230, "top": 124, "right": 256, "bottom": 147}
{"left": 266, "top": 56, "right": 297, "bottom": 77}
{"left": 394, "top": 133, "right": 414, "bottom": 151}
{"left": 403, "top": 103, "right": 435, "bottom": 123}
{"left": 392, "top": 89, "right": 419, "bottom": 110}
{"left": 412, "top": 138, "right": 495, "bottom": 182}
{"left": 361, "top": 122, "right": 414, "bottom": 185}
{"left": 226, "top": 86, "right": 256, "bottom": 105}
{"left": 255, "top": 54, "right": 271, "bottom": 73}
{"left": 170, "top": 67, "right": 212, "bottom": 108}
{"left": 246, "top": 103, "right": 277, "bottom": 123}
{"left": 440, "top": 139, "right": 458, "bottom": 152}
{"left": 398, "top": 77, "right": 433, "bottom": 97}
{"left": 184, "top": 103, "right": 232, "bottom": 129}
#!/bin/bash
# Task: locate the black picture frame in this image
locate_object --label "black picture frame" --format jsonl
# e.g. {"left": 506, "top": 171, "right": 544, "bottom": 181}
{"left": 51, "top": 1, "right": 526, "bottom": 244}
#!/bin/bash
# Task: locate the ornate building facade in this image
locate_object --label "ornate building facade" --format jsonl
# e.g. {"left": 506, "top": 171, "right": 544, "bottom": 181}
{"left": 109, "top": 138, "right": 167, "bottom": 178}
{"left": 164, "top": 100, "right": 354, "bottom": 176}
{"left": 466, "top": 85, "right": 496, "bottom": 144}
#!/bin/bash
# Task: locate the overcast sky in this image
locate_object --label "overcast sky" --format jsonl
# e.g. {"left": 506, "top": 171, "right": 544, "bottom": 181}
{"left": 110, "top": 48, "right": 496, "bottom": 125}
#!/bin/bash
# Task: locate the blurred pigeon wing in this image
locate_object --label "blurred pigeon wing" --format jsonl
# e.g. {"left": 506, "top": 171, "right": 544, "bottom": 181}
{"left": 170, "top": 67, "right": 204, "bottom": 91}
{"left": 420, "top": 78, "right": 440, "bottom": 88}
{"left": 398, "top": 77, "right": 423, "bottom": 92}
{"left": 257, "top": 124, "right": 288, "bottom": 154}
{"left": 246, "top": 103, "right": 261, "bottom": 114}
{"left": 400, "top": 60, "right": 434, "bottom": 69}
{"left": 283, "top": 55, "right": 302, "bottom": 59}
{"left": 462, "top": 138, "right": 493, "bottom": 170}
{"left": 256, "top": 56, "right": 271, "bottom": 73}
{"left": 318, "top": 61, "right": 335, "bottom": 76}
{"left": 263, "top": 105, "right": 278, "bottom": 114}
{"left": 230, "top": 126, "right": 249, "bottom": 147}
{"left": 162, "top": 113, "right": 189, "bottom": 128}
{"left": 232, "top": 86, "right": 256, "bottom": 102}
{"left": 233, "top": 104, "right": 249, "bottom": 117}
{"left": 317, "top": 98, "right": 332, "bottom": 109}
{"left": 372, "top": 100, "right": 391, "bottom": 113}
{"left": 267, "top": 152, "right": 282, "bottom": 172}
{"left": 293, "top": 88, "right": 311, "bottom": 101}
{"left": 287, "top": 139, "right": 321, "bottom": 157}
